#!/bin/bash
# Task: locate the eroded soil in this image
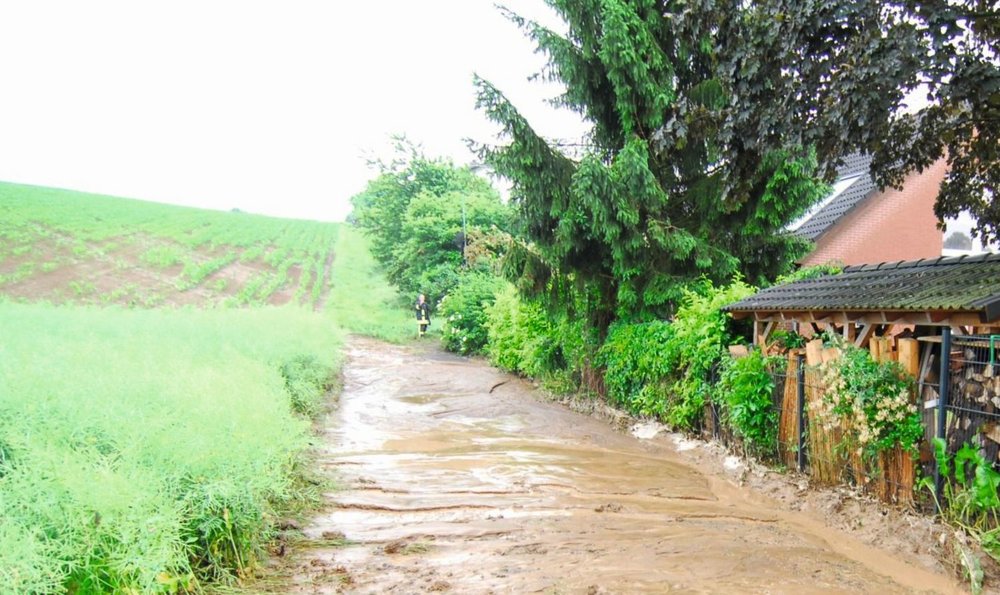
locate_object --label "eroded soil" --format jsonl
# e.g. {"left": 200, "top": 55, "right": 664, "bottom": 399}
{"left": 284, "top": 338, "right": 964, "bottom": 594}
{"left": 0, "top": 232, "right": 306, "bottom": 307}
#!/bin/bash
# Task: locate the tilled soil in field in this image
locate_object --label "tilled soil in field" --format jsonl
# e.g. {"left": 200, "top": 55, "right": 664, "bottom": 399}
{"left": 0, "top": 233, "right": 304, "bottom": 308}
{"left": 282, "top": 337, "right": 965, "bottom": 594}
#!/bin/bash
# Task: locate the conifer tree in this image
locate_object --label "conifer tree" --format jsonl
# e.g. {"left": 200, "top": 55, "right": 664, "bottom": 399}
{"left": 475, "top": 0, "right": 828, "bottom": 334}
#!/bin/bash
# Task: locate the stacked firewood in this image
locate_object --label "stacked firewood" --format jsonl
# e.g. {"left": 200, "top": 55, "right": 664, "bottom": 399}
{"left": 957, "top": 353, "right": 1000, "bottom": 408}
{"left": 940, "top": 348, "right": 1000, "bottom": 462}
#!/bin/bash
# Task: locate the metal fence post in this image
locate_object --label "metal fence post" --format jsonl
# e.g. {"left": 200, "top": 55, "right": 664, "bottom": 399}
{"left": 797, "top": 353, "right": 806, "bottom": 473}
{"left": 934, "top": 326, "right": 952, "bottom": 512}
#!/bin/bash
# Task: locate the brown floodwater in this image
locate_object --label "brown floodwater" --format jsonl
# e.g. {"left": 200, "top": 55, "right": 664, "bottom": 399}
{"left": 287, "top": 338, "right": 962, "bottom": 594}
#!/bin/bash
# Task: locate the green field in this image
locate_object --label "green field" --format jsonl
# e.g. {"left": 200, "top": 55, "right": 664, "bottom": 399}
{"left": 0, "top": 181, "right": 342, "bottom": 309}
{"left": 0, "top": 182, "right": 410, "bottom": 593}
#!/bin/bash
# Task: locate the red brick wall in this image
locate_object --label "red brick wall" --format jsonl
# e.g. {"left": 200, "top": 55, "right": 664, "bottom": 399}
{"left": 801, "top": 159, "right": 946, "bottom": 267}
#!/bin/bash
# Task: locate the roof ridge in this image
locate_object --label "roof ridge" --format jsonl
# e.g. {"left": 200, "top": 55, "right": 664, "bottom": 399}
{"left": 837, "top": 252, "right": 1000, "bottom": 273}
{"left": 725, "top": 253, "right": 1000, "bottom": 322}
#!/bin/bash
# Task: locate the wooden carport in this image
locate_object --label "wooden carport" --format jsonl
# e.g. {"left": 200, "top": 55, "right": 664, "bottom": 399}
{"left": 723, "top": 253, "right": 1000, "bottom": 347}
{"left": 722, "top": 253, "right": 1000, "bottom": 504}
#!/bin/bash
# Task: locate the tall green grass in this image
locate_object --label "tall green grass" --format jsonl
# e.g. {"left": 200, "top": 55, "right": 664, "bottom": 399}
{"left": 0, "top": 302, "right": 343, "bottom": 593}
{"left": 326, "top": 226, "right": 412, "bottom": 342}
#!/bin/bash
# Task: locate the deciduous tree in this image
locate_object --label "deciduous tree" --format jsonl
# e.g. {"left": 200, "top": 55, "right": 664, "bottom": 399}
{"left": 692, "top": 0, "right": 999, "bottom": 241}
{"left": 350, "top": 142, "right": 510, "bottom": 304}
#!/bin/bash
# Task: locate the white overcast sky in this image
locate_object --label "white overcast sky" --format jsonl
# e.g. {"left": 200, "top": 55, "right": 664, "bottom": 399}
{"left": 0, "top": 1, "right": 587, "bottom": 222}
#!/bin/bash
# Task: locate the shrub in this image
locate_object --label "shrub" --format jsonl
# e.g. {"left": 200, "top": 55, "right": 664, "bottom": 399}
{"left": 658, "top": 279, "right": 756, "bottom": 429}
{"left": 716, "top": 350, "right": 782, "bottom": 458}
{"left": 484, "top": 285, "right": 589, "bottom": 389}
{"left": 438, "top": 272, "right": 505, "bottom": 354}
{"left": 815, "top": 335, "right": 922, "bottom": 459}
{"left": 923, "top": 438, "right": 1000, "bottom": 574}
{"left": 483, "top": 284, "right": 527, "bottom": 371}
{"left": 598, "top": 321, "right": 676, "bottom": 418}
{"left": 595, "top": 279, "right": 756, "bottom": 427}
{"left": 485, "top": 285, "right": 549, "bottom": 374}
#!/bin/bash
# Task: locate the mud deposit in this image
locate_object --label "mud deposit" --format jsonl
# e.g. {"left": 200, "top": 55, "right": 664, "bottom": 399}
{"left": 286, "top": 339, "right": 961, "bottom": 594}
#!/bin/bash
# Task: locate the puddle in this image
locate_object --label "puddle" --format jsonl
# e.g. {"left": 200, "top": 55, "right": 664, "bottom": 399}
{"left": 398, "top": 393, "right": 450, "bottom": 405}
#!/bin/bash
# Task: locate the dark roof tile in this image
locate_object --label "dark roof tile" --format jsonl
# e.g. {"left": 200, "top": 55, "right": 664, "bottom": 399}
{"left": 794, "top": 153, "right": 877, "bottom": 241}
{"left": 724, "top": 254, "right": 1000, "bottom": 321}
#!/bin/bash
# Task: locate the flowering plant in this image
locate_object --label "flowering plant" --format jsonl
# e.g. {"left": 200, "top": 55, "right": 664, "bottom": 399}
{"left": 814, "top": 335, "right": 922, "bottom": 460}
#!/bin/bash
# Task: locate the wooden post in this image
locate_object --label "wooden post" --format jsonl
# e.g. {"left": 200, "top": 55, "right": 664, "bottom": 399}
{"left": 898, "top": 338, "right": 920, "bottom": 379}
{"left": 797, "top": 353, "right": 806, "bottom": 473}
{"left": 806, "top": 339, "right": 824, "bottom": 367}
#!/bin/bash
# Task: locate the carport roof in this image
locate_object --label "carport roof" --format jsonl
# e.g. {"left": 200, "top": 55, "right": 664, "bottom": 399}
{"left": 724, "top": 253, "right": 1000, "bottom": 325}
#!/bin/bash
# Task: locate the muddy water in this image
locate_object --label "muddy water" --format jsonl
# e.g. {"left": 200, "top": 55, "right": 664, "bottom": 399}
{"left": 289, "top": 339, "right": 960, "bottom": 594}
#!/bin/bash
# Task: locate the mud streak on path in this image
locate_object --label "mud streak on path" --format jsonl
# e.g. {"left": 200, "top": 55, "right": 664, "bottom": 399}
{"left": 287, "top": 338, "right": 961, "bottom": 594}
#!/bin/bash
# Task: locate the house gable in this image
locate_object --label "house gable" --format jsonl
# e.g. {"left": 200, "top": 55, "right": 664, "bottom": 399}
{"left": 800, "top": 157, "right": 946, "bottom": 266}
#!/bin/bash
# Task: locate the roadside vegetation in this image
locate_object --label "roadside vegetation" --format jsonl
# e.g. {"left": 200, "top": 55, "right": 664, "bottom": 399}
{"left": 0, "top": 184, "right": 410, "bottom": 593}
{"left": 326, "top": 225, "right": 412, "bottom": 342}
{"left": 0, "top": 303, "right": 342, "bottom": 593}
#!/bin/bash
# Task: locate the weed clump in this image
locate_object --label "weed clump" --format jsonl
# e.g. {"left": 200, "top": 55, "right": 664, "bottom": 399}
{"left": 281, "top": 355, "right": 336, "bottom": 418}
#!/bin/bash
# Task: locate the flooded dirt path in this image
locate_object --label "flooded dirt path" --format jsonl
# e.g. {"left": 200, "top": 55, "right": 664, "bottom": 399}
{"left": 287, "top": 338, "right": 961, "bottom": 594}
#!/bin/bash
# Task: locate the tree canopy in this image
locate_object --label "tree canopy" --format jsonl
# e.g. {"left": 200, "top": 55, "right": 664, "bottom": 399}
{"left": 475, "top": 0, "right": 828, "bottom": 333}
{"left": 476, "top": 0, "right": 1000, "bottom": 336}
{"left": 349, "top": 142, "right": 510, "bottom": 305}
{"left": 708, "top": 0, "right": 999, "bottom": 243}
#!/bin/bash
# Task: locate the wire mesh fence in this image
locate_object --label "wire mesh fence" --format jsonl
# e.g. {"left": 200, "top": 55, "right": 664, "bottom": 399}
{"left": 706, "top": 331, "right": 1000, "bottom": 511}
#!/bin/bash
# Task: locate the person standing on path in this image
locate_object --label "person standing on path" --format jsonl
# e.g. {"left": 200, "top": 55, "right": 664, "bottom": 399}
{"left": 415, "top": 293, "right": 430, "bottom": 337}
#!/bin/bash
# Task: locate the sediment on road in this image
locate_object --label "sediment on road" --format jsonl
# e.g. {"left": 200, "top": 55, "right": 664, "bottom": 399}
{"left": 272, "top": 337, "right": 965, "bottom": 594}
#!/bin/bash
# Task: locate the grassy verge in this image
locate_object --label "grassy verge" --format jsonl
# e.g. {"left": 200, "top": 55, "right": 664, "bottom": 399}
{"left": 0, "top": 302, "right": 343, "bottom": 593}
{"left": 326, "top": 226, "right": 413, "bottom": 343}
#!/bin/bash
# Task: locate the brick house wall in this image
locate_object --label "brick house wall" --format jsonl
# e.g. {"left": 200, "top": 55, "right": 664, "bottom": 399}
{"left": 801, "top": 158, "right": 947, "bottom": 267}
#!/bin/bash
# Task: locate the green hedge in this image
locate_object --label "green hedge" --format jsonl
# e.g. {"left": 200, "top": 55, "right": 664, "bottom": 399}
{"left": 598, "top": 321, "right": 675, "bottom": 418}
{"left": 439, "top": 272, "right": 506, "bottom": 355}
{"left": 597, "top": 279, "right": 756, "bottom": 428}
{"left": 715, "top": 350, "right": 782, "bottom": 458}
